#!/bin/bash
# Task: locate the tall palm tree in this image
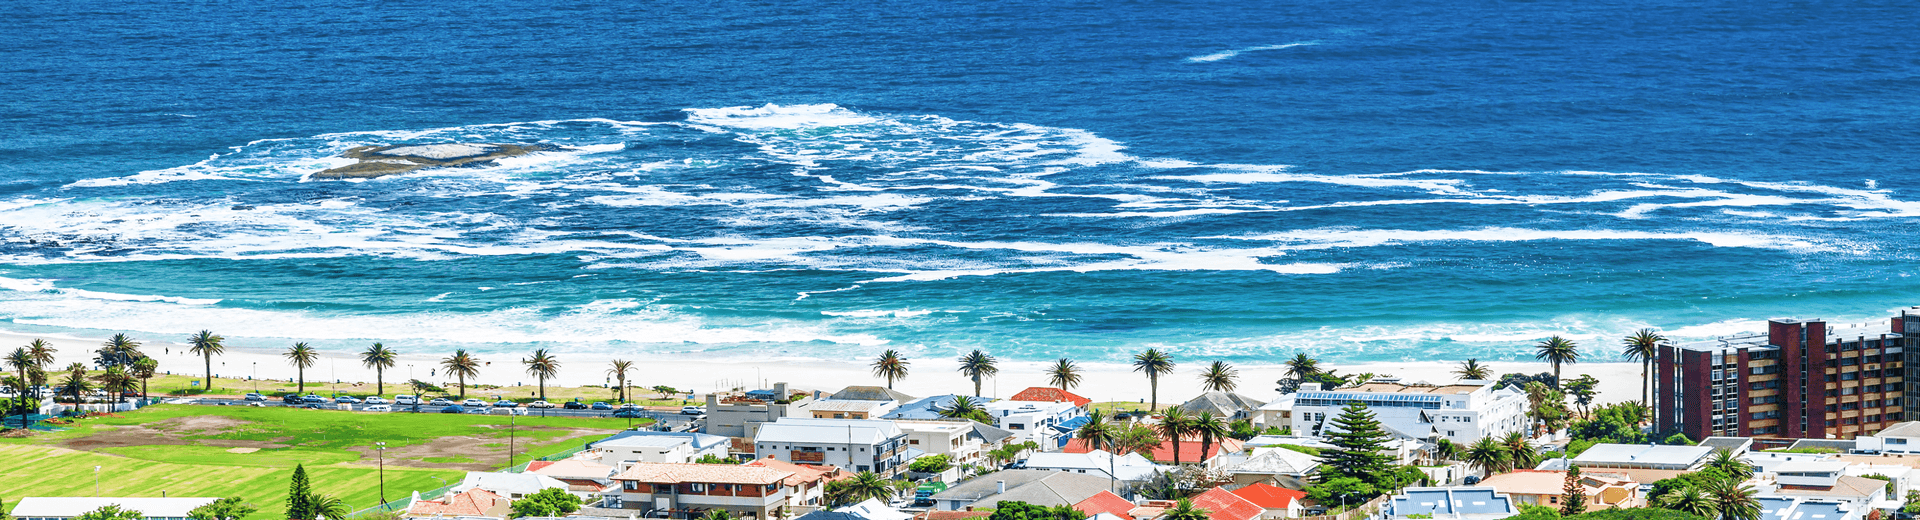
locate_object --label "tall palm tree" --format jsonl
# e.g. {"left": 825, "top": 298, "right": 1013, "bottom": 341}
{"left": 361, "top": 343, "right": 397, "bottom": 396}
{"left": 1622, "top": 329, "right": 1665, "bottom": 407}
{"left": 1454, "top": 359, "right": 1491, "bottom": 381}
{"left": 61, "top": 362, "right": 92, "bottom": 405}
{"left": 92, "top": 365, "right": 136, "bottom": 403}
{"left": 440, "top": 350, "right": 481, "bottom": 399}
{"left": 26, "top": 338, "right": 56, "bottom": 368}
{"left": 5, "top": 347, "right": 30, "bottom": 400}
{"left": 608, "top": 360, "right": 635, "bottom": 403}
{"left": 3, "top": 375, "right": 27, "bottom": 427}
{"left": 99, "top": 333, "right": 143, "bottom": 368}
{"left": 187, "top": 330, "right": 224, "bottom": 391}
{"left": 1156, "top": 407, "right": 1193, "bottom": 465}
{"left": 1703, "top": 477, "right": 1760, "bottom": 520}
{"left": 1075, "top": 409, "right": 1118, "bottom": 490}
{"left": 956, "top": 350, "right": 998, "bottom": 397}
{"left": 936, "top": 395, "right": 992, "bottom": 423}
{"left": 1190, "top": 411, "right": 1229, "bottom": 462}
{"left": 1503, "top": 431, "right": 1537, "bottom": 470}
{"left": 1284, "top": 353, "right": 1320, "bottom": 380}
{"left": 1133, "top": 348, "right": 1175, "bottom": 411}
{"left": 130, "top": 357, "right": 158, "bottom": 400}
{"left": 522, "top": 349, "right": 561, "bottom": 401}
{"left": 285, "top": 343, "right": 318, "bottom": 394}
{"left": 1047, "top": 358, "right": 1083, "bottom": 391}
{"left": 1534, "top": 336, "right": 1579, "bottom": 386}
{"left": 1465, "top": 437, "right": 1511, "bottom": 474}
{"left": 870, "top": 349, "right": 909, "bottom": 389}
{"left": 1198, "top": 360, "right": 1238, "bottom": 392}
{"left": 1658, "top": 485, "right": 1719, "bottom": 519}
{"left": 1163, "top": 498, "right": 1212, "bottom": 520}
{"left": 1704, "top": 450, "right": 1754, "bottom": 481}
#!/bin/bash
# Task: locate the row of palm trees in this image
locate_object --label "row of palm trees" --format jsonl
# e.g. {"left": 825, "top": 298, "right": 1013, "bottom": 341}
{"left": 873, "top": 348, "right": 1240, "bottom": 412}
{"left": 1446, "top": 328, "right": 1667, "bottom": 406}
{"left": 5, "top": 336, "right": 161, "bottom": 424}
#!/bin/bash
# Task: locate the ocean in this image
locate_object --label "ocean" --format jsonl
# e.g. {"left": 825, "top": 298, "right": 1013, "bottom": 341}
{"left": 2, "top": 0, "right": 1917, "bottom": 366}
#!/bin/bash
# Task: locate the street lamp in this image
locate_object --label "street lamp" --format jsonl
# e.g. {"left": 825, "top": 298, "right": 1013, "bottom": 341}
{"left": 375, "top": 442, "right": 387, "bottom": 506}
{"left": 252, "top": 362, "right": 258, "bottom": 392}
{"left": 93, "top": 465, "right": 101, "bottom": 496}
{"left": 507, "top": 414, "right": 516, "bottom": 469}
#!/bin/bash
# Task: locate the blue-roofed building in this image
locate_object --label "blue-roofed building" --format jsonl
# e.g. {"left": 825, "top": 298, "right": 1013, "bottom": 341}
{"left": 1386, "top": 487, "right": 1517, "bottom": 520}
{"left": 588, "top": 430, "right": 732, "bottom": 465}
{"left": 1757, "top": 497, "right": 1864, "bottom": 520}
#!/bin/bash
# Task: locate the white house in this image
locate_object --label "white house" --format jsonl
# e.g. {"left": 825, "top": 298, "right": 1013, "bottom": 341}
{"left": 894, "top": 419, "right": 1013, "bottom": 468}
{"left": 1260, "top": 380, "right": 1528, "bottom": 446}
{"left": 10, "top": 498, "right": 219, "bottom": 520}
{"left": 1856, "top": 422, "right": 1920, "bottom": 454}
{"left": 591, "top": 431, "right": 732, "bottom": 466}
{"left": 982, "top": 399, "right": 1085, "bottom": 449}
{"left": 1024, "top": 449, "right": 1165, "bottom": 482}
{"left": 451, "top": 471, "right": 571, "bottom": 500}
{"left": 754, "top": 417, "right": 910, "bottom": 476}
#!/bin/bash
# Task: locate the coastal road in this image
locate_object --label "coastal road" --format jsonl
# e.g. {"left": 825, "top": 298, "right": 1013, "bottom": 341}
{"left": 169, "top": 398, "right": 703, "bottom": 429}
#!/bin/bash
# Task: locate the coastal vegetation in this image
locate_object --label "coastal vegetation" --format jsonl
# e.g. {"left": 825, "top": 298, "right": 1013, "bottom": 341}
{"left": 1131, "top": 348, "right": 1175, "bottom": 411}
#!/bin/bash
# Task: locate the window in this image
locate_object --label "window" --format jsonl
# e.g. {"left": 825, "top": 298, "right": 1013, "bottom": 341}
{"left": 1890, "top": 438, "right": 1908, "bottom": 445}
{"left": 909, "top": 440, "right": 920, "bottom": 445}
{"left": 690, "top": 483, "right": 708, "bottom": 493}
{"left": 1843, "top": 372, "right": 1860, "bottom": 381}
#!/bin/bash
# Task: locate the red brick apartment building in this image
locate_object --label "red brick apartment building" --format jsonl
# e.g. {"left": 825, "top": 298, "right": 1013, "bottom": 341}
{"left": 1655, "top": 308, "right": 1920, "bottom": 441}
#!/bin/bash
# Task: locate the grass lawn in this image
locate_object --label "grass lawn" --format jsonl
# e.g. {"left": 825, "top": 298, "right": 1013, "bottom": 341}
{"left": 136, "top": 371, "right": 697, "bottom": 406}
{"left": 1089, "top": 401, "right": 1164, "bottom": 414}
{"left": 0, "top": 405, "right": 646, "bottom": 519}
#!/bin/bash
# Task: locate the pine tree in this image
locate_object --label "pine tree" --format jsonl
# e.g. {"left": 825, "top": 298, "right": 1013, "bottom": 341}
{"left": 1319, "top": 402, "right": 1397, "bottom": 490}
{"left": 287, "top": 464, "right": 315, "bottom": 520}
{"left": 1560, "top": 464, "right": 1588, "bottom": 516}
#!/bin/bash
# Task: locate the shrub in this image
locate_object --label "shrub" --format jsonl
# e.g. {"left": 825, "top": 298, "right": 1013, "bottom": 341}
{"left": 910, "top": 455, "right": 953, "bottom": 473}
{"left": 509, "top": 488, "right": 582, "bottom": 518}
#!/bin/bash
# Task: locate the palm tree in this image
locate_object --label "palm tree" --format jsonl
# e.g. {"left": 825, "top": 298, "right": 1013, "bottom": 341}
{"left": 870, "top": 349, "right": 909, "bottom": 389}
{"left": 440, "top": 350, "right": 481, "bottom": 399}
{"left": 522, "top": 348, "right": 560, "bottom": 401}
{"left": 1163, "top": 498, "right": 1212, "bottom": 520}
{"left": 187, "top": 330, "right": 225, "bottom": 391}
{"left": 1703, "top": 476, "right": 1760, "bottom": 520}
{"left": 1190, "top": 411, "right": 1229, "bottom": 462}
{"left": 956, "top": 350, "right": 998, "bottom": 397}
{"left": 1465, "top": 437, "right": 1511, "bottom": 474}
{"left": 92, "top": 365, "right": 136, "bottom": 403}
{"left": 61, "top": 362, "right": 92, "bottom": 405}
{"left": 130, "top": 357, "right": 158, "bottom": 400}
{"left": 1454, "top": 359, "right": 1491, "bottom": 381}
{"left": 6, "top": 347, "right": 30, "bottom": 399}
{"left": 839, "top": 471, "right": 898, "bottom": 503}
{"left": 361, "top": 343, "right": 397, "bottom": 396}
{"left": 285, "top": 343, "right": 318, "bottom": 394}
{"left": 1704, "top": 450, "right": 1754, "bottom": 481}
{"left": 1622, "top": 329, "right": 1665, "bottom": 407}
{"left": 1157, "top": 407, "right": 1192, "bottom": 465}
{"left": 1535, "top": 336, "right": 1579, "bottom": 386}
{"left": 1115, "top": 424, "right": 1162, "bottom": 458}
{"left": 936, "top": 395, "right": 992, "bottom": 423}
{"left": 99, "top": 333, "right": 143, "bottom": 368}
{"left": 1658, "top": 485, "right": 1719, "bottom": 519}
{"left": 608, "top": 360, "right": 635, "bottom": 403}
{"left": 26, "top": 338, "right": 56, "bottom": 368}
{"left": 3, "top": 375, "right": 27, "bottom": 428}
{"left": 1133, "top": 348, "right": 1175, "bottom": 411}
{"left": 310, "top": 493, "right": 350, "bottom": 520}
{"left": 1199, "top": 360, "right": 1238, "bottom": 392}
{"left": 1503, "top": 432, "right": 1537, "bottom": 470}
{"left": 1284, "top": 353, "right": 1320, "bottom": 380}
{"left": 1075, "top": 409, "right": 1118, "bottom": 490}
{"left": 1047, "top": 358, "right": 1083, "bottom": 391}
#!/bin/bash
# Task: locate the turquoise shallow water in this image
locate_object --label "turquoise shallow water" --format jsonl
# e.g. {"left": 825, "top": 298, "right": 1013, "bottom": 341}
{"left": 1, "top": 1, "right": 1917, "bottom": 364}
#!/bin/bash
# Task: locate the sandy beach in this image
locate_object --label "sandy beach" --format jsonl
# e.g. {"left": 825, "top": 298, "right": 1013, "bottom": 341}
{"left": 1, "top": 329, "right": 1647, "bottom": 406}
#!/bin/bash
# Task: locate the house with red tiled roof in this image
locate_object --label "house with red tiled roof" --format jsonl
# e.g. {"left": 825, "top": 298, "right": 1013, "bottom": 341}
{"left": 1062, "top": 435, "right": 1244, "bottom": 468}
{"left": 613, "top": 462, "right": 797, "bottom": 519}
{"left": 1187, "top": 487, "right": 1263, "bottom": 520}
{"left": 745, "top": 456, "right": 849, "bottom": 507}
{"left": 1073, "top": 490, "right": 1136, "bottom": 520}
{"left": 1227, "top": 483, "right": 1307, "bottom": 519}
{"left": 526, "top": 459, "right": 619, "bottom": 494}
{"left": 404, "top": 488, "right": 510, "bottom": 519}
{"left": 1010, "top": 387, "right": 1092, "bottom": 408}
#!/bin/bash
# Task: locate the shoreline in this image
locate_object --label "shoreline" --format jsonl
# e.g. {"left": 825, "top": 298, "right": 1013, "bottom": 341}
{"left": 0, "top": 329, "right": 1647, "bottom": 405}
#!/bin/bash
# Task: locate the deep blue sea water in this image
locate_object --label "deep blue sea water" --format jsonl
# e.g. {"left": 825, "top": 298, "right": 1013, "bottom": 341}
{"left": 2, "top": 1, "right": 1918, "bottom": 365}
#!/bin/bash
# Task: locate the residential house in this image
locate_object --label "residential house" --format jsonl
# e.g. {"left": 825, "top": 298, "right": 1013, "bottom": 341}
{"left": 884, "top": 395, "right": 997, "bottom": 421}
{"left": 1062, "top": 434, "right": 1245, "bottom": 469}
{"left": 1073, "top": 491, "right": 1136, "bottom": 520}
{"left": 1009, "top": 387, "right": 1092, "bottom": 409}
{"left": 1222, "top": 447, "right": 1320, "bottom": 489}
{"left": 1384, "top": 488, "right": 1518, "bottom": 520}
{"left": 811, "top": 400, "right": 896, "bottom": 420}
{"left": 527, "top": 459, "right": 620, "bottom": 495}
{"left": 612, "top": 463, "right": 796, "bottom": 519}
{"left": 1187, "top": 487, "right": 1263, "bottom": 520}
{"left": 895, "top": 419, "right": 1013, "bottom": 468}
{"left": 1260, "top": 380, "right": 1528, "bottom": 447}
{"left": 591, "top": 431, "right": 733, "bottom": 466}
{"left": 753, "top": 417, "right": 910, "bottom": 476}
{"left": 404, "top": 489, "right": 512, "bottom": 519}
{"left": 9, "top": 498, "right": 219, "bottom": 520}
{"left": 983, "top": 399, "right": 1086, "bottom": 449}
{"left": 1757, "top": 497, "right": 1865, "bottom": 520}
{"left": 452, "top": 471, "right": 571, "bottom": 500}
{"left": 924, "top": 469, "right": 1113, "bottom": 511}
{"left": 1749, "top": 458, "right": 1887, "bottom": 507}
{"left": 828, "top": 386, "right": 917, "bottom": 404}
{"left": 1227, "top": 483, "right": 1308, "bottom": 519}
{"left": 1178, "top": 392, "right": 1266, "bottom": 421}
{"left": 1856, "top": 422, "right": 1920, "bottom": 454}
{"left": 744, "top": 456, "right": 848, "bottom": 509}
{"left": 1025, "top": 449, "right": 1165, "bottom": 483}
{"left": 1569, "top": 444, "right": 1714, "bottom": 471}
{"left": 707, "top": 383, "right": 815, "bottom": 439}
{"left": 1476, "top": 469, "right": 1640, "bottom": 510}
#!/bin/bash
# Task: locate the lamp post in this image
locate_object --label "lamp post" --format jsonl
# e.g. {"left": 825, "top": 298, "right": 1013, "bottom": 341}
{"left": 376, "top": 442, "right": 387, "bottom": 505}
{"left": 506, "top": 414, "right": 516, "bottom": 469}
{"left": 93, "top": 465, "right": 101, "bottom": 496}
{"left": 252, "top": 362, "right": 258, "bottom": 392}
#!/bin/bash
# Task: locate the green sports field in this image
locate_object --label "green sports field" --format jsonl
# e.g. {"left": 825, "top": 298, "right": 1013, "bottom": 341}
{"left": 0, "top": 405, "right": 647, "bottom": 519}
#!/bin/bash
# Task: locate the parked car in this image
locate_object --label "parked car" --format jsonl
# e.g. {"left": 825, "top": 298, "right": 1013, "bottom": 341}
{"left": 612, "top": 409, "right": 647, "bottom": 419}
{"left": 493, "top": 399, "right": 518, "bottom": 408}
{"left": 618, "top": 403, "right": 640, "bottom": 411}
{"left": 395, "top": 395, "right": 419, "bottom": 405}
{"left": 282, "top": 395, "right": 302, "bottom": 404}
{"left": 680, "top": 406, "right": 706, "bottom": 415}
{"left": 303, "top": 403, "right": 324, "bottom": 410}
{"left": 563, "top": 400, "right": 587, "bottom": 410}
{"left": 247, "top": 402, "right": 265, "bottom": 407}
{"left": 440, "top": 404, "right": 466, "bottom": 414}
{"left": 302, "top": 395, "right": 328, "bottom": 403}
{"left": 462, "top": 398, "right": 487, "bottom": 407}
{"left": 334, "top": 396, "right": 362, "bottom": 404}
{"left": 464, "top": 407, "right": 488, "bottom": 414}
{"left": 430, "top": 398, "right": 454, "bottom": 406}
{"left": 590, "top": 402, "right": 613, "bottom": 411}
{"left": 364, "top": 396, "right": 389, "bottom": 404}
{"left": 528, "top": 400, "right": 555, "bottom": 409}
{"left": 363, "top": 404, "right": 392, "bottom": 412}
{"left": 243, "top": 393, "right": 266, "bottom": 401}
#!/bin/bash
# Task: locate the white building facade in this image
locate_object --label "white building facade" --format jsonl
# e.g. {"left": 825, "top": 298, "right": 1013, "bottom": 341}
{"left": 1260, "top": 380, "right": 1528, "bottom": 445}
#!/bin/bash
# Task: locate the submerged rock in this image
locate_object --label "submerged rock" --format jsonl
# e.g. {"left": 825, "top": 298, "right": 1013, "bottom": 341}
{"left": 310, "top": 143, "right": 560, "bottom": 179}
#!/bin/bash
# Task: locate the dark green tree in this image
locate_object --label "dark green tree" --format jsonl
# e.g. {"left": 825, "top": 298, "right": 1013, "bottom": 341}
{"left": 287, "top": 464, "right": 316, "bottom": 520}
{"left": 1318, "top": 402, "right": 1396, "bottom": 491}
{"left": 987, "top": 501, "right": 1085, "bottom": 520}
{"left": 188, "top": 497, "right": 257, "bottom": 520}
{"left": 1560, "top": 465, "right": 1587, "bottom": 516}
{"left": 510, "top": 488, "right": 583, "bottom": 518}
{"left": 74, "top": 505, "right": 143, "bottom": 520}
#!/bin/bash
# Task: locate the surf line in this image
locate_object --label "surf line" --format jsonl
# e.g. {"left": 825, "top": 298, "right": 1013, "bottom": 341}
{"left": 1185, "top": 42, "right": 1318, "bottom": 63}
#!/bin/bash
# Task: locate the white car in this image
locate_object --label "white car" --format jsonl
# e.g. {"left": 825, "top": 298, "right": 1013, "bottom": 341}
{"left": 364, "top": 396, "right": 388, "bottom": 404}
{"left": 429, "top": 398, "right": 453, "bottom": 406}
{"left": 395, "top": 395, "right": 419, "bottom": 405}
{"left": 464, "top": 407, "right": 488, "bottom": 414}
{"left": 681, "top": 406, "right": 706, "bottom": 415}
{"left": 528, "top": 400, "right": 554, "bottom": 409}
{"left": 243, "top": 393, "right": 266, "bottom": 401}
{"left": 462, "top": 398, "right": 487, "bottom": 407}
{"left": 363, "top": 404, "right": 392, "bottom": 412}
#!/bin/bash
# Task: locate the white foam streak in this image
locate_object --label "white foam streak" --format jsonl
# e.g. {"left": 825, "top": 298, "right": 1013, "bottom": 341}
{"left": 1184, "top": 42, "right": 1318, "bottom": 63}
{"left": 1218, "top": 226, "right": 1832, "bottom": 252}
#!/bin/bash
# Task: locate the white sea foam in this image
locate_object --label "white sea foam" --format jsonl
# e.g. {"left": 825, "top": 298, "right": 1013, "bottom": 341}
{"left": 684, "top": 104, "right": 880, "bottom": 129}
{"left": 1215, "top": 226, "right": 1834, "bottom": 252}
{"left": 1184, "top": 42, "right": 1318, "bottom": 63}
{"left": 0, "top": 276, "right": 221, "bottom": 305}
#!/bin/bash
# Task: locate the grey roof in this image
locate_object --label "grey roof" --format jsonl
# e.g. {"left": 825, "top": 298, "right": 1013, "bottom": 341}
{"left": 1388, "top": 487, "right": 1515, "bottom": 518}
{"left": 1700, "top": 437, "right": 1754, "bottom": 454}
{"left": 756, "top": 417, "right": 903, "bottom": 445}
{"left": 1176, "top": 392, "right": 1267, "bottom": 418}
{"left": 1571, "top": 443, "right": 1713, "bottom": 468}
{"left": 1757, "top": 497, "right": 1798, "bottom": 520}
{"left": 11, "top": 498, "right": 220, "bottom": 518}
{"left": 1876, "top": 421, "right": 1920, "bottom": 438}
{"left": 1758, "top": 497, "right": 1860, "bottom": 520}
{"left": 930, "top": 470, "right": 1112, "bottom": 508}
{"left": 1789, "top": 439, "right": 1858, "bottom": 452}
{"left": 970, "top": 421, "right": 1015, "bottom": 444}
{"left": 593, "top": 431, "right": 730, "bottom": 450}
{"left": 1228, "top": 448, "right": 1320, "bottom": 475}
{"left": 830, "top": 386, "right": 917, "bottom": 402}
